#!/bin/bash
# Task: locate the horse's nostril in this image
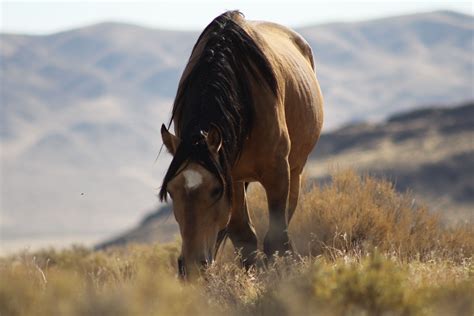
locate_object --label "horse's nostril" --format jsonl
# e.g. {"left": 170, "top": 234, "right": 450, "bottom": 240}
{"left": 200, "top": 260, "right": 209, "bottom": 267}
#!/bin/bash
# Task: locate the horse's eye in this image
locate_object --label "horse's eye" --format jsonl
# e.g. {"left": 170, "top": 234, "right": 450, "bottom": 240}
{"left": 210, "top": 187, "right": 221, "bottom": 199}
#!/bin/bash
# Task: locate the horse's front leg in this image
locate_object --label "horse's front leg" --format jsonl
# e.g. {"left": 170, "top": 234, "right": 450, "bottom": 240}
{"left": 228, "top": 181, "right": 258, "bottom": 268}
{"left": 261, "top": 159, "right": 292, "bottom": 257}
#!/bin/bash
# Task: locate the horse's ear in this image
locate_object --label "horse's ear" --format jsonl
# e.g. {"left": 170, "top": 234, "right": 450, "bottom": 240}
{"left": 161, "top": 124, "right": 180, "bottom": 155}
{"left": 206, "top": 125, "right": 222, "bottom": 155}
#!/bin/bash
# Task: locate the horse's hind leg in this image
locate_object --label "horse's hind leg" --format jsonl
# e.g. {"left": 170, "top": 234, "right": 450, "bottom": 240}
{"left": 228, "top": 181, "right": 258, "bottom": 268}
{"left": 287, "top": 169, "right": 302, "bottom": 223}
{"left": 261, "top": 160, "right": 292, "bottom": 257}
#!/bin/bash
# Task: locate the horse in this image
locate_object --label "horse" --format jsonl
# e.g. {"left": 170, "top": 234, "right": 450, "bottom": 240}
{"left": 159, "top": 10, "right": 323, "bottom": 279}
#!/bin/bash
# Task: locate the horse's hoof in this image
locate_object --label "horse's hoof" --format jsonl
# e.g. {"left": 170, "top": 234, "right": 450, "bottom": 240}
{"left": 263, "top": 234, "right": 293, "bottom": 258}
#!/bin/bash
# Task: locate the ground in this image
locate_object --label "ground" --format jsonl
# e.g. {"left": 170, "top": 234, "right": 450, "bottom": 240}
{"left": 1, "top": 171, "right": 472, "bottom": 315}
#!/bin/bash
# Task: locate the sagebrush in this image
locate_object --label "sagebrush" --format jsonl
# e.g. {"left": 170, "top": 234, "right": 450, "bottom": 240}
{"left": 1, "top": 171, "right": 472, "bottom": 315}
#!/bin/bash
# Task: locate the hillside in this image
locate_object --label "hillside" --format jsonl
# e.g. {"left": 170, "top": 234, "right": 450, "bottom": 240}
{"left": 95, "top": 204, "right": 177, "bottom": 249}
{"left": 308, "top": 101, "right": 474, "bottom": 223}
{"left": 1, "top": 10, "right": 473, "bottom": 248}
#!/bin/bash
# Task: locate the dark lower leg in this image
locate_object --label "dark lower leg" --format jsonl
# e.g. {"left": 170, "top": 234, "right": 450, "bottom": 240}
{"left": 262, "top": 162, "right": 292, "bottom": 257}
{"left": 287, "top": 172, "right": 301, "bottom": 223}
{"left": 228, "top": 182, "right": 258, "bottom": 268}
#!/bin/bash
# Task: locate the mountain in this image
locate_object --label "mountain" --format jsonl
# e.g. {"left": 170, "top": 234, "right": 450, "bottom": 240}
{"left": 1, "top": 11, "right": 473, "bottom": 249}
{"left": 96, "top": 101, "right": 474, "bottom": 249}
{"left": 299, "top": 10, "right": 473, "bottom": 126}
{"left": 1, "top": 24, "right": 199, "bottom": 241}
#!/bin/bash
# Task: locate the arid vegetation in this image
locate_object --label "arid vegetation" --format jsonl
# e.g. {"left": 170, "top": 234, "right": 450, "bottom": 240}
{"left": 1, "top": 171, "right": 472, "bottom": 315}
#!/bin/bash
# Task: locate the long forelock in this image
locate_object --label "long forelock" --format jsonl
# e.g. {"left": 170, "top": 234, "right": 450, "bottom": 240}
{"left": 159, "top": 138, "right": 231, "bottom": 203}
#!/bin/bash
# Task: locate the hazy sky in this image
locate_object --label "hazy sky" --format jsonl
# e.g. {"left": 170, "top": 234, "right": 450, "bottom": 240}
{"left": 1, "top": 0, "right": 472, "bottom": 34}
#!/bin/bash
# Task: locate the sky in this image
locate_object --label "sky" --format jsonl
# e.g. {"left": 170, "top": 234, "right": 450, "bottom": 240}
{"left": 1, "top": 0, "right": 472, "bottom": 35}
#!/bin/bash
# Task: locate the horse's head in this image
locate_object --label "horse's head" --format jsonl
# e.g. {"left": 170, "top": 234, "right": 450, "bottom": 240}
{"left": 160, "top": 124, "right": 232, "bottom": 280}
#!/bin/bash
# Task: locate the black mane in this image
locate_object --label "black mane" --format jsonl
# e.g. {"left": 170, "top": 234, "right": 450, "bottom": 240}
{"left": 159, "top": 10, "right": 277, "bottom": 202}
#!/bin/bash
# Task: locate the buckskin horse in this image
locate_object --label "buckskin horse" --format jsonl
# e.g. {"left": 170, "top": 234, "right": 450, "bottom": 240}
{"left": 159, "top": 11, "right": 323, "bottom": 279}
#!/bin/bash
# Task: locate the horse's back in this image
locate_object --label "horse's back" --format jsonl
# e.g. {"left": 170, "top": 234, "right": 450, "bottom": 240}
{"left": 246, "top": 20, "right": 324, "bottom": 171}
{"left": 250, "top": 21, "right": 315, "bottom": 69}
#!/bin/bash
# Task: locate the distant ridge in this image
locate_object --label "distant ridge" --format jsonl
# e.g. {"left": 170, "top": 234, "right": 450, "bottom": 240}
{"left": 388, "top": 102, "right": 474, "bottom": 123}
{"left": 95, "top": 205, "right": 176, "bottom": 250}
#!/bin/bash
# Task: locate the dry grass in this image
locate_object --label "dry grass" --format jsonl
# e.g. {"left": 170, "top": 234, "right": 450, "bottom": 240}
{"left": 1, "top": 171, "right": 473, "bottom": 316}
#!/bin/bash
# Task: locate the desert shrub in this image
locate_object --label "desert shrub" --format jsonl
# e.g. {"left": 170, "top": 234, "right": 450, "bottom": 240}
{"left": 1, "top": 170, "right": 472, "bottom": 315}
{"left": 247, "top": 170, "right": 473, "bottom": 262}
{"left": 0, "top": 243, "right": 217, "bottom": 316}
{"left": 203, "top": 251, "right": 473, "bottom": 315}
